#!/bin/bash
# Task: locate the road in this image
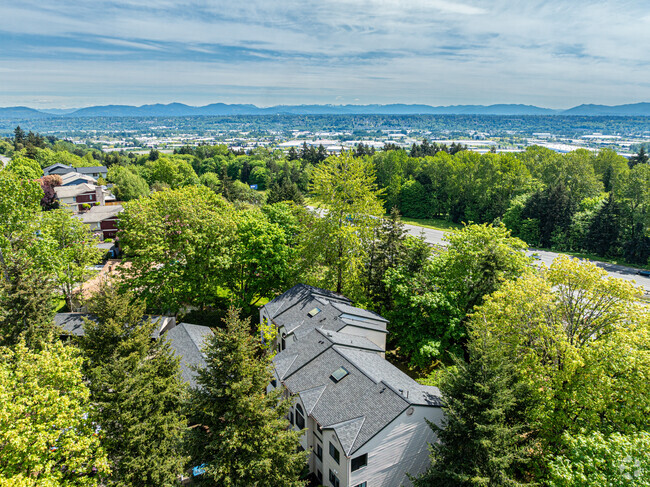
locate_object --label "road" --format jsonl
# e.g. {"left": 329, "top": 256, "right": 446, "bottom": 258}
{"left": 403, "top": 222, "right": 650, "bottom": 293}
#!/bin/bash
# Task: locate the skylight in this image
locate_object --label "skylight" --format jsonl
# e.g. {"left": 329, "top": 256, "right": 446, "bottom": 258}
{"left": 308, "top": 307, "right": 321, "bottom": 317}
{"left": 330, "top": 366, "right": 349, "bottom": 383}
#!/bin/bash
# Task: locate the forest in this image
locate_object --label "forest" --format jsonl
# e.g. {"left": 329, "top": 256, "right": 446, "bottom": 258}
{"left": 1, "top": 127, "right": 650, "bottom": 486}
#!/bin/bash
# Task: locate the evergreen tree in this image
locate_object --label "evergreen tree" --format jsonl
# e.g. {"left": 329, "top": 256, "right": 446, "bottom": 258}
{"left": 316, "top": 143, "right": 328, "bottom": 163}
{"left": 287, "top": 146, "right": 299, "bottom": 161}
{"left": 414, "top": 341, "right": 532, "bottom": 487}
{"left": 267, "top": 176, "right": 304, "bottom": 205}
{"left": 79, "top": 284, "right": 187, "bottom": 487}
{"left": 629, "top": 147, "right": 649, "bottom": 168}
{"left": 0, "top": 254, "right": 55, "bottom": 350}
{"left": 585, "top": 194, "right": 623, "bottom": 256}
{"left": 13, "top": 125, "right": 25, "bottom": 149}
{"left": 186, "top": 308, "right": 307, "bottom": 487}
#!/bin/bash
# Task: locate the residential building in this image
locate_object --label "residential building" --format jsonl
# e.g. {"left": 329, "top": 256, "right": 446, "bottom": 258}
{"left": 44, "top": 163, "right": 108, "bottom": 179}
{"left": 55, "top": 312, "right": 176, "bottom": 339}
{"left": 165, "top": 323, "right": 214, "bottom": 388}
{"left": 54, "top": 183, "right": 114, "bottom": 213}
{"left": 262, "top": 285, "right": 444, "bottom": 487}
{"left": 76, "top": 204, "right": 123, "bottom": 240}
{"left": 260, "top": 283, "right": 389, "bottom": 352}
{"left": 60, "top": 171, "right": 98, "bottom": 186}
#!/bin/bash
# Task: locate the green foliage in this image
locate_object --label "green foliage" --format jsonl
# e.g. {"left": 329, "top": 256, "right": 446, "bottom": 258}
{"left": 470, "top": 256, "right": 650, "bottom": 473}
{"left": 6, "top": 156, "right": 43, "bottom": 180}
{"left": 309, "top": 151, "right": 385, "bottom": 295}
{"left": 414, "top": 341, "right": 533, "bottom": 487}
{"left": 39, "top": 209, "right": 103, "bottom": 310}
{"left": 144, "top": 155, "right": 200, "bottom": 188}
{"left": 119, "top": 186, "right": 237, "bottom": 313}
{"left": 79, "top": 284, "right": 187, "bottom": 486}
{"left": 107, "top": 165, "right": 149, "bottom": 201}
{"left": 548, "top": 431, "right": 650, "bottom": 486}
{"left": 186, "top": 308, "right": 307, "bottom": 487}
{"left": 0, "top": 340, "right": 109, "bottom": 486}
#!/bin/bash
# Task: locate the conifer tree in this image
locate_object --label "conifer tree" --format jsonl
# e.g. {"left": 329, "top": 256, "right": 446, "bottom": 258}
{"left": 79, "top": 284, "right": 187, "bottom": 487}
{"left": 186, "top": 307, "right": 307, "bottom": 487}
{"left": 414, "top": 341, "right": 532, "bottom": 487}
{"left": 0, "top": 254, "right": 55, "bottom": 349}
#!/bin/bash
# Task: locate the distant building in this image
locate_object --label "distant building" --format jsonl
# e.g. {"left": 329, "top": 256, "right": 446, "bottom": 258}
{"left": 54, "top": 183, "right": 115, "bottom": 213}
{"left": 44, "top": 163, "right": 108, "bottom": 179}
{"left": 76, "top": 204, "right": 123, "bottom": 240}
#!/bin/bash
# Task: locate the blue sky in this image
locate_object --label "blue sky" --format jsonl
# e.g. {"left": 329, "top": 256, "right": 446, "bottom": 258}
{"left": 1, "top": 0, "right": 649, "bottom": 109}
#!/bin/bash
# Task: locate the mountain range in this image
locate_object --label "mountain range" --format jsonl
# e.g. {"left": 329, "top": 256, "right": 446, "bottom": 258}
{"left": 1, "top": 102, "right": 649, "bottom": 119}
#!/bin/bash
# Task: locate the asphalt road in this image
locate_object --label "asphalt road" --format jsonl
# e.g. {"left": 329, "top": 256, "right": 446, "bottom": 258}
{"left": 403, "top": 223, "right": 650, "bottom": 293}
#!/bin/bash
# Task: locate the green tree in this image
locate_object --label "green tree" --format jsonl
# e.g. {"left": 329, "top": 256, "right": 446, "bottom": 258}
{"left": 471, "top": 256, "right": 650, "bottom": 470}
{"left": 107, "top": 165, "right": 149, "bottom": 201}
{"left": 0, "top": 254, "right": 56, "bottom": 350}
{"left": 549, "top": 431, "right": 650, "bottom": 486}
{"left": 79, "top": 284, "right": 187, "bottom": 487}
{"left": 0, "top": 340, "right": 109, "bottom": 486}
{"left": 414, "top": 340, "right": 532, "bottom": 487}
{"left": 119, "top": 186, "right": 236, "bottom": 313}
{"left": 40, "top": 209, "right": 103, "bottom": 310}
{"left": 629, "top": 146, "right": 649, "bottom": 168}
{"left": 5, "top": 156, "right": 42, "bottom": 180}
{"left": 186, "top": 308, "right": 307, "bottom": 487}
{"left": 309, "top": 151, "right": 385, "bottom": 295}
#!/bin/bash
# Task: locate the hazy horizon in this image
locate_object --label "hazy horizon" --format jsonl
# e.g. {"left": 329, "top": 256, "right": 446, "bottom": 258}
{"left": 2, "top": 1, "right": 650, "bottom": 109}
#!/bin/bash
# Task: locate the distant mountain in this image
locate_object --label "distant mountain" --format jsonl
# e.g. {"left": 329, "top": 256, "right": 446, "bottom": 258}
{"left": 0, "top": 106, "right": 55, "bottom": 119}
{"left": 0, "top": 102, "right": 649, "bottom": 119}
{"left": 561, "top": 102, "right": 650, "bottom": 116}
{"left": 38, "top": 108, "right": 79, "bottom": 115}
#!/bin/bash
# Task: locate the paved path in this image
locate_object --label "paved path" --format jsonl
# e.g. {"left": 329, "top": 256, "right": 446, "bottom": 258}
{"left": 403, "top": 223, "right": 650, "bottom": 293}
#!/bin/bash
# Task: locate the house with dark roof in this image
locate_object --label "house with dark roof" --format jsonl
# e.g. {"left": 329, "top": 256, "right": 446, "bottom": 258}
{"left": 55, "top": 312, "right": 176, "bottom": 339}
{"left": 270, "top": 328, "right": 443, "bottom": 487}
{"left": 44, "top": 163, "right": 108, "bottom": 179}
{"left": 260, "top": 284, "right": 389, "bottom": 352}
{"left": 165, "top": 323, "right": 214, "bottom": 388}
{"left": 60, "top": 171, "right": 98, "bottom": 187}
{"left": 263, "top": 285, "right": 444, "bottom": 487}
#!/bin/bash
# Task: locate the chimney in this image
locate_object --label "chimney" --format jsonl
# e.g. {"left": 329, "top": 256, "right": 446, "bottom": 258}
{"left": 95, "top": 186, "right": 105, "bottom": 206}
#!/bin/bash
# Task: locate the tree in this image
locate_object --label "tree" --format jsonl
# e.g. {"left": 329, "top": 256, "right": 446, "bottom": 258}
{"left": 267, "top": 176, "right": 304, "bottom": 205}
{"left": 584, "top": 194, "right": 624, "bottom": 256}
{"left": 39, "top": 209, "right": 103, "bottom": 310}
{"left": 629, "top": 146, "right": 649, "bottom": 168}
{"left": 119, "top": 186, "right": 237, "bottom": 313}
{"left": 0, "top": 340, "right": 109, "bottom": 486}
{"left": 414, "top": 340, "right": 532, "bottom": 487}
{"left": 0, "top": 254, "right": 56, "bottom": 350}
{"left": 470, "top": 256, "right": 650, "bottom": 469}
{"left": 5, "top": 156, "right": 42, "bottom": 180}
{"left": 39, "top": 174, "right": 62, "bottom": 210}
{"left": 309, "top": 151, "right": 385, "bottom": 295}
{"left": 13, "top": 126, "right": 25, "bottom": 149}
{"left": 79, "top": 284, "right": 187, "bottom": 487}
{"left": 107, "top": 166, "right": 149, "bottom": 201}
{"left": 224, "top": 209, "right": 298, "bottom": 311}
{"left": 186, "top": 308, "right": 307, "bottom": 487}
{"left": 548, "top": 431, "right": 650, "bottom": 486}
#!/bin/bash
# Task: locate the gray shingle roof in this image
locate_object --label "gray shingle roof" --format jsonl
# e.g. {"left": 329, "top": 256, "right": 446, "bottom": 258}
{"left": 164, "top": 323, "right": 214, "bottom": 388}
{"left": 264, "top": 283, "right": 351, "bottom": 318}
{"left": 54, "top": 312, "right": 174, "bottom": 338}
{"left": 274, "top": 328, "right": 442, "bottom": 455}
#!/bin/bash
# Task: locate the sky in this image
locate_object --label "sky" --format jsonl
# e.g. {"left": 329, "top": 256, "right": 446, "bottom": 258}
{"left": 1, "top": 0, "right": 650, "bottom": 109}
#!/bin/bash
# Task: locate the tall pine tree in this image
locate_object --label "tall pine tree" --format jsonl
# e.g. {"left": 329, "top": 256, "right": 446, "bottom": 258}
{"left": 186, "top": 308, "right": 307, "bottom": 487}
{"left": 79, "top": 283, "right": 187, "bottom": 487}
{"left": 415, "top": 340, "right": 533, "bottom": 487}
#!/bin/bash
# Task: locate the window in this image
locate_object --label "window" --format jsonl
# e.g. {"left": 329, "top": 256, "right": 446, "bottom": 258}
{"left": 329, "top": 442, "right": 340, "bottom": 464}
{"left": 317, "top": 470, "right": 323, "bottom": 483}
{"left": 308, "top": 307, "right": 321, "bottom": 317}
{"left": 288, "top": 410, "right": 294, "bottom": 426}
{"left": 270, "top": 379, "right": 277, "bottom": 388}
{"left": 295, "top": 404, "right": 305, "bottom": 429}
{"left": 328, "top": 469, "right": 340, "bottom": 487}
{"left": 351, "top": 453, "right": 368, "bottom": 472}
{"left": 354, "top": 483, "right": 367, "bottom": 487}
{"left": 315, "top": 443, "right": 322, "bottom": 461}
{"left": 330, "top": 366, "right": 349, "bottom": 383}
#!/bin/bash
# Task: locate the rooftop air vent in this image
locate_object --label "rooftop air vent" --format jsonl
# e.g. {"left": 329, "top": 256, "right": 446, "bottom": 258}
{"left": 330, "top": 366, "right": 349, "bottom": 383}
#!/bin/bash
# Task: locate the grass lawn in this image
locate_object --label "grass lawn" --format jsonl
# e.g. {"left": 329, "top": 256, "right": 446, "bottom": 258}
{"left": 534, "top": 247, "right": 650, "bottom": 271}
{"left": 399, "top": 217, "right": 462, "bottom": 233}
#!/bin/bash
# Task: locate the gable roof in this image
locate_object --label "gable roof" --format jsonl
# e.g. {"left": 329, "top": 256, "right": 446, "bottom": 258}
{"left": 267, "top": 284, "right": 388, "bottom": 342}
{"left": 274, "top": 328, "right": 441, "bottom": 455}
{"left": 78, "top": 204, "right": 123, "bottom": 223}
{"left": 54, "top": 312, "right": 175, "bottom": 338}
{"left": 61, "top": 172, "right": 97, "bottom": 185}
{"left": 54, "top": 183, "right": 97, "bottom": 199}
{"left": 263, "top": 283, "right": 351, "bottom": 319}
{"left": 165, "top": 323, "right": 214, "bottom": 388}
